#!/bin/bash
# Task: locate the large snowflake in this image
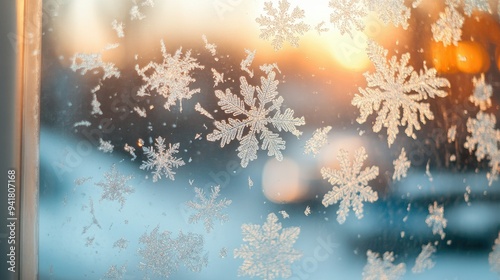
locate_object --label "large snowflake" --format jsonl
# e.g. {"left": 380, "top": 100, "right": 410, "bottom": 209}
{"left": 186, "top": 185, "right": 232, "bottom": 233}
{"left": 363, "top": 250, "right": 406, "bottom": 280}
{"left": 140, "top": 136, "right": 185, "bottom": 182}
{"left": 329, "top": 0, "right": 366, "bottom": 37}
{"left": 255, "top": 0, "right": 310, "bottom": 51}
{"left": 490, "top": 232, "right": 500, "bottom": 274}
{"left": 234, "top": 213, "right": 302, "bottom": 280}
{"left": 321, "top": 147, "right": 379, "bottom": 224}
{"left": 94, "top": 164, "right": 134, "bottom": 210}
{"left": 135, "top": 40, "right": 204, "bottom": 111}
{"left": 425, "top": 201, "right": 447, "bottom": 240}
{"left": 431, "top": 0, "right": 464, "bottom": 46}
{"left": 352, "top": 42, "right": 450, "bottom": 147}
{"left": 207, "top": 69, "right": 305, "bottom": 168}
{"left": 138, "top": 226, "right": 207, "bottom": 279}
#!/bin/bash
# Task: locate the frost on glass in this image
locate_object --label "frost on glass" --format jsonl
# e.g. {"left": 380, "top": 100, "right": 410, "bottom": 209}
{"left": 321, "top": 147, "right": 379, "bottom": 224}
{"left": 234, "top": 213, "right": 302, "bottom": 280}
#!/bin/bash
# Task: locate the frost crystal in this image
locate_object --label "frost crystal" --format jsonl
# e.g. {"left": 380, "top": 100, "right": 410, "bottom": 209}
{"left": 490, "top": 232, "right": 500, "bottom": 274}
{"left": 138, "top": 227, "right": 208, "bottom": 279}
{"left": 447, "top": 125, "right": 457, "bottom": 143}
{"left": 82, "top": 198, "right": 101, "bottom": 234}
{"left": 91, "top": 94, "right": 103, "bottom": 116}
{"left": 425, "top": 201, "right": 447, "bottom": 239}
{"left": 366, "top": 0, "right": 411, "bottom": 30}
{"left": 98, "top": 138, "right": 114, "bottom": 153}
{"left": 363, "top": 250, "right": 406, "bottom": 280}
{"left": 241, "top": 49, "right": 256, "bottom": 78}
{"left": 321, "top": 147, "right": 379, "bottom": 224}
{"left": 304, "top": 206, "right": 311, "bottom": 216}
{"left": 102, "top": 264, "right": 126, "bottom": 280}
{"left": 352, "top": 42, "right": 449, "bottom": 147}
{"left": 234, "top": 213, "right": 302, "bottom": 280}
{"left": 469, "top": 74, "right": 492, "bottom": 111}
{"left": 130, "top": 0, "right": 154, "bottom": 20}
{"left": 431, "top": 0, "right": 464, "bottom": 46}
{"left": 412, "top": 243, "right": 436, "bottom": 274}
{"left": 211, "top": 68, "right": 224, "bottom": 87}
{"left": 113, "top": 238, "right": 129, "bottom": 252}
{"left": 124, "top": 143, "right": 137, "bottom": 161}
{"left": 135, "top": 40, "right": 204, "bottom": 111}
{"left": 207, "top": 70, "right": 305, "bottom": 168}
{"left": 256, "top": 0, "right": 310, "bottom": 51}
{"left": 186, "top": 185, "right": 232, "bottom": 233}
{"left": 315, "top": 21, "right": 329, "bottom": 34}
{"left": 464, "top": 0, "right": 491, "bottom": 16}
{"left": 279, "top": 210, "right": 289, "bottom": 219}
{"left": 329, "top": 0, "right": 366, "bottom": 37}
{"left": 393, "top": 148, "right": 411, "bottom": 181}
{"left": 70, "top": 53, "right": 120, "bottom": 80}
{"left": 194, "top": 102, "right": 214, "bottom": 120}
{"left": 95, "top": 165, "right": 134, "bottom": 210}
{"left": 111, "top": 20, "right": 125, "bottom": 38}
{"left": 140, "top": 136, "right": 185, "bottom": 182}
{"left": 304, "top": 126, "right": 332, "bottom": 156}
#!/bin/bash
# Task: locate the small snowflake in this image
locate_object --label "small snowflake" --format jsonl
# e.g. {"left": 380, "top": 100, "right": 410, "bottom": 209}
{"left": 363, "top": 250, "right": 406, "bottom": 280}
{"left": 304, "top": 126, "right": 332, "bottom": 156}
{"left": 489, "top": 232, "right": 500, "bottom": 274}
{"left": 95, "top": 165, "right": 134, "bottom": 210}
{"left": 431, "top": 0, "right": 464, "bottom": 46}
{"left": 304, "top": 206, "right": 311, "bottom": 216}
{"left": 256, "top": 0, "right": 310, "bottom": 51}
{"left": 329, "top": 0, "right": 366, "bottom": 37}
{"left": 140, "top": 136, "right": 185, "bottom": 182}
{"left": 412, "top": 243, "right": 436, "bottom": 274}
{"left": 186, "top": 185, "right": 232, "bottom": 233}
{"left": 393, "top": 148, "right": 411, "bottom": 181}
{"left": 234, "top": 213, "right": 302, "bottom": 280}
{"left": 207, "top": 69, "right": 305, "bottom": 168}
{"left": 470, "top": 74, "right": 492, "bottom": 111}
{"left": 464, "top": 112, "right": 500, "bottom": 162}
{"left": 102, "top": 264, "right": 127, "bottom": 280}
{"left": 321, "top": 147, "right": 379, "bottom": 224}
{"left": 98, "top": 138, "right": 114, "bottom": 153}
{"left": 138, "top": 227, "right": 208, "bottom": 279}
{"left": 352, "top": 42, "right": 449, "bottom": 146}
{"left": 425, "top": 201, "right": 447, "bottom": 239}
{"left": 135, "top": 40, "right": 204, "bottom": 111}
{"left": 70, "top": 53, "right": 120, "bottom": 80}
{"left": 279, "top": 210, "right": 289, "bottom": 219}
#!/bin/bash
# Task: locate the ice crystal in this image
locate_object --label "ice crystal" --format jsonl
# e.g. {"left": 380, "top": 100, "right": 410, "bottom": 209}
{"left": 329, "top": 0, "right": 366, "bottom": 37}
{"left": 363, "top": 250, "right": 406, "bottom": 280}
{"left": 241, "top": 49, "right": 256, "bottom": 78}
{"left": 366, "top": 0, "right": 411, "bottom": 30}
{"left": 490, "top": 232, "right": 500, "bottom": 274}
{"left": 91, "top": 94, "right": 103, "bottom": 116}
{"left": 304, "top": 206, "right": 311, "bottom": 216}
{"left": 70, "top": 53, "right": 120, "bottom": 80}
{"left": 352, "top": 42, "right": 449, "bottom": 146}
{"left": 315, "top": 21, "right": 329, "bottom": 34}
{"left": 304, "top": 126, "right": 332, "bottom": 156}
{"left": 102, "top": 264, "right": 126, "bottom": 280}
{"left": 321, "top": 147, "right": 379, "bottom": 224}
{"left": 219, "top": 247, "right": 228, "bottom": 259}
{"left": 194, "top": 102, "right": 214, "bottom": 120}
{"left": 412, "top": 243, "right": 436, "bottom": 274}
{"left": 124, "top": 143, "right": 137, "bottom": 161}
{"left": 431, "top": 0, "right": 464, "bottom": 46}
{"left": 138, "top": 227, "right": 208, "bottom": 279}
{"left": 279, "top": 210, "right": 289, "bottom": 219}
{"left": 82, "top": 198, "right": 101, "bottom": 235}
{"left": 140, "top": 136, "right": 185, "bottom": 182}
{"left": 111, "top": 20, "right": 124, "bottom": 38}
{"left": 464, "top": 112, "right": 500, "bottom": 162}
{"left": 392, "top": 148, "right": 411, "bottom": 181}
{"left": 256, "top": 0, "right": 310, "bottom": 51}
{"left": 425, "top": 201, "right": 447, "bottom": 239}
{"left": 207, "top": 70, "right": 305, "bottom": 168}
{"left": 95, "top": 165, "right": 134, "bottom": 210}
{"left": 113, "top": 238, "right": 129, "bottom": 252}
{"left": 202, "top": 34, "right": 217, "bottom": 57}
{"left": 234, "top": 213, "right": 302, "bottom": 280}
{"left": 186, "top": 185, "right": 232, "bottom": 233}
{"left": 248, "top": 176, "right": 254, "bottom": 188}
{"left": 211, "top": 68, "right": 224, "bottom": 87}
{"left": 135, "top": 40, "right": 204, "bottom": 112}
{"left": 85, "top": 236, "right": 95, "bottom": 247}
{"left": 133, "top": 106, "right": 147, "bottom": 118}
{"left": 130, "top": 0, "right": 154, "bottom": 20}
{"left": 74, "top": 176, "right": 92, "bottom": 186}
{"left": 464, "top": 0, "right": 491, "bottom": 16}
{"left": 98, "top": 138, "right": 114, "bottom": 153}
{"left": 447, "top": 125, "right": 457, "bottom": 143}
{"left": 73, "top": 120, "right": 91, "bottom": 128}
{"left": 470, "top": 74, "right": 492, "bottom": 111}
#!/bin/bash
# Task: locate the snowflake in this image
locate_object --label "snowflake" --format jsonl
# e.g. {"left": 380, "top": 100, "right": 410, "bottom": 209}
{"left": 366, "top": 0, "right": 411, "bottom": 30}
{"left": 102, "top": 264, "right": 127, "bottom": 280}
{"left": 113, "top": 238, "right": 129, "bottom": 252}
{"left": 490, "top": 232, "right": 500, "bottom": 274}
{"left": 463, "top": 0, "right": 491, "bottom": 16}
{"left": 412, "top": 243, "right": 436, "bottom": 274}
{"left": 138, "top": 227, "right": 208, "bottom": 279}
{"left": 255, "top": 0, "right": 310, "bottom": 51}
{"left": 464, "top": 112, "right": 500, "bottom": 162}
{"left": 95, "top": 165, "right": 134, "bottom": 210}
{"left": 234, "top": 213, "right": 302, "bottom": 280}
{"left": 207, "top": 70, "right": 305, "bottom": 168}
{"left": 98, "top": 138, "right": 114, "bottom": 153}
{"left": 363, "top": 250, "right": 406, "bottom": 280}
{"left": 91, "top": 94, "right": 103, "bottom": 115}
{"left": 393, "top": 148, "right": 411, "bottom": 181}
{"left": 329, "top": 0, "right": 366, "bottom": 37}
{"left": 304, "top": 126, "right": 332, "bottom": 156}
{"left": 135, "top": 40, "right": 204, "bottom": 111}
{"left": 140, "top": 136, "right": 185, "bottom": 182}
{"left": 186, "top": 185, "right": 232, "bottom": 233}
{"left": 111, "top": 19, "right": 125, "bottom": 38}
{"left": 279, "top": 210, "right": 289, "bottom": 219}
{"left": 321, "top": 147, "right": 379, "bottom": 224}
{"left": 470, "top": 74, "right": 492, "bottom": 111}
{"left": 425, "top": 201, "right": 447, "bottom": 239}
{"left": 70, "top": 52, "right": 120, "bottom": 80}
{"left": 447, "top": 125, "right": 457, "bottom": 143}
{"left": 431, "top": 0, "right": 464, "bottom": 46}
{"left": 352, "top": 42, "right": 449, "bottom": 147}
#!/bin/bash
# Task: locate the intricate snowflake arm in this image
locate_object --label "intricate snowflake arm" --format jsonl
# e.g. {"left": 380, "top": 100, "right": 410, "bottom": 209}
{"left": 270, "top": 108, "right": 306, "bottom": 137}
{"left": 260, "top": 128, "right": 286, "bottom": 161}
{"left": 207, "top": 118, "right": 247, "bottom": 147}
{"left": 393, "top": 148, "right": 411, "bottom": 181}
{"left": 256, "top": 71, "right": 280, "bottom": 105}
{"left": 237, "top": 132, "right": 260, "bottom": 168}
